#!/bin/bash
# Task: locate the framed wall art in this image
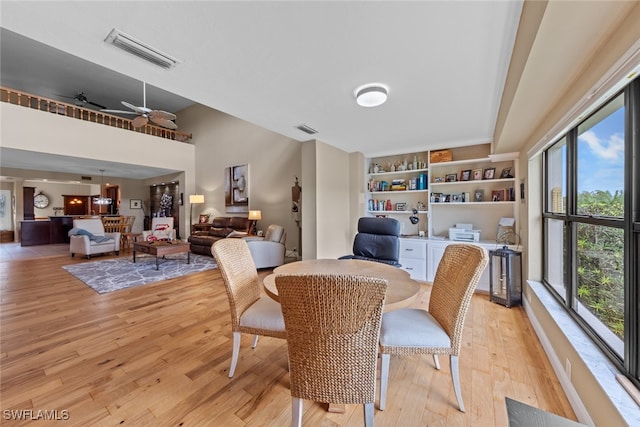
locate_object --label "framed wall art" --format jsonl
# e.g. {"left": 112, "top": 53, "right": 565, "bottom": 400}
{"left": 130, "top": 199, "right": 142, "bottom": 209}
{"left": 225, "top": 164, "right": 249, "bottom": 213}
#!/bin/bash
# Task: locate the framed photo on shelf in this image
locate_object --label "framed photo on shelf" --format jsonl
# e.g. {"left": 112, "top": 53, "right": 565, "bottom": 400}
{"left": 445, "top": 173, "right": 457, "bottom": 182}
{"left": 460, "top": 169, "right": 471, "bottom": 181}
{"left": 491, "top": 189, "right": 506, "bottom": 202}
{"left": 483, "top": 167, "right": 496, "bottom": 180}
{"left": 500, "top": 167, "right": 513, "bottom": 178}
{"left": 474, "top": 189, "right": 485, "bottom": 202}
{"left": 472, "top": 168, "right": 483, "bottom": 180}
{"left": 130, "top": 199, "right": 142, "bottom": 209}
{"left": 395, "top": 202, "right": 407, "bottom": 211}
{"left": 434, "top": 176, "right": 445, "bottom": 183}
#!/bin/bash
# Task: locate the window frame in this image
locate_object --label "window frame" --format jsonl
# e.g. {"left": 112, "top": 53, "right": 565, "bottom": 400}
{"left": 542, "top": 79, "right": 639, "bottom": 387}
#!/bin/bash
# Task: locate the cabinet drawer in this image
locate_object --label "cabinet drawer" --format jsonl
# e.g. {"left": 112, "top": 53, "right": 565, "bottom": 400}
{"left": 399, "top": 239, "right": 427, "bottom": 260}
{"left": 400, "top": 258, "right": 426, "bottom": 281}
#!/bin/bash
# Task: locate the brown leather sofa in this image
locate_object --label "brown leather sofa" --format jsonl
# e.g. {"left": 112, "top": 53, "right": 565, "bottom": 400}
{"left": 188, "top": 216, "right": 252, "bottom": 256}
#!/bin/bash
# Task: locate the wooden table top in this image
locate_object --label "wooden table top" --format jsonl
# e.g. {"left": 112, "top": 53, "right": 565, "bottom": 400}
{"left": 263, "top": 258, "right": 420, "bottom": 312}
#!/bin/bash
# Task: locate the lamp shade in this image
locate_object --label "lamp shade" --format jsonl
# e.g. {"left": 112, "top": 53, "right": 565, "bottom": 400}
{"left": 189, "top": 194, "right": 204, "bottom": 204}
{"left": 248, "top": 210, "right": 262, "bottom": 220}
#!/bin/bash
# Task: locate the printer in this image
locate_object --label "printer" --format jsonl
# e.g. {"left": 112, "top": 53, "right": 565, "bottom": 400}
{"left": 448, "top": 223, "right": 481, "bottom": 242}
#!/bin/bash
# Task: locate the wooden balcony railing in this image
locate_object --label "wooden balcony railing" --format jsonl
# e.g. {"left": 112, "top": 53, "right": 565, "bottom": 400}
{"left": 1, "top": 86, "right": 192, "bottom": 143}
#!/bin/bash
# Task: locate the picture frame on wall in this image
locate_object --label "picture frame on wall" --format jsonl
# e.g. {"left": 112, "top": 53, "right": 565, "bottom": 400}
{"left": 130, "top": 199, "right": 142, "bottom": 209}
{"left": 225, "top": 164, "right": 249, "bottom": 213}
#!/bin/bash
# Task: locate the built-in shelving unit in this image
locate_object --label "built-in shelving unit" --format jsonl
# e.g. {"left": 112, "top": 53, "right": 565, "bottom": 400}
{"left": 364, "top": 143, "right": 520, "bottom": 288}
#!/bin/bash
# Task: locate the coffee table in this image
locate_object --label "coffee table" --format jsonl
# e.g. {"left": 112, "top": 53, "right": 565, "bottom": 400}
{"left": 132, "top": 240, "right": 191, "bottom": 270}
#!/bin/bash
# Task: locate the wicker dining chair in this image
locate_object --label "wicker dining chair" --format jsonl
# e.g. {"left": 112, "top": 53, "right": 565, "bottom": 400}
{"left": 378, "top": 244, "right": 488, "bottom": 412}
{"left": 211, "top": 238, "right": 286, "bottom": 378}
{"left": 275, "top": 273, "right": 388, "bottom": 427}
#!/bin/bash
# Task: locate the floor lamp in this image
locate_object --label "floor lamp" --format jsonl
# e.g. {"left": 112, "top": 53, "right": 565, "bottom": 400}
{"left": 189, "top": 194, "right": 205, "bottom": 234}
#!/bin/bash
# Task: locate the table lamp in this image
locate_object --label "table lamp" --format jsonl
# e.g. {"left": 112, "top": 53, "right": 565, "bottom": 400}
{"left": 189, "top": 194, "right": 205, "bottom": 234}
{"left": 248, "top": 210, "right": 261, "bottom": 235}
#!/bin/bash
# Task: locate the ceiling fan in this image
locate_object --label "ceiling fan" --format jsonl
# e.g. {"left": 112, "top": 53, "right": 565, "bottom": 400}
{"left": 58, "top": 92, "right": 106, "bottom": 110}
{"left": 102, "top": 82, "right": 177, "bottom": 130}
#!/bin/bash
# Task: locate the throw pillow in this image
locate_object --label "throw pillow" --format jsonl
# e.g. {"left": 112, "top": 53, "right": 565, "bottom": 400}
{"left": 153, "top": 223, "right": 172, "bottom": 240}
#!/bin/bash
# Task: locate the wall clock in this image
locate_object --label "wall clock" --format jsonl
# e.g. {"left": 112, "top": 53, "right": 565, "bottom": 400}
{"left": 34, "top": 192, "right": 50, "bottom": 209}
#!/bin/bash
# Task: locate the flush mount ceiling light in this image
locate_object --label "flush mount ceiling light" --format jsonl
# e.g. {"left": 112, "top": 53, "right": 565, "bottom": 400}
{"left": 355, "top": 84, "right": 389, "bottom": 107}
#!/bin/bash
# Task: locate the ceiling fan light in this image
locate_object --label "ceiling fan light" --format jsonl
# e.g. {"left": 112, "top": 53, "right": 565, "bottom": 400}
{"left": 355, "top": 84, "right": 388, "bottom": 107}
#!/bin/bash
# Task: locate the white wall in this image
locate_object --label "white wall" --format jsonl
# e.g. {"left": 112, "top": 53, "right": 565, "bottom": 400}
{"left": 300, "top": 140, "right": 352, "bottom": 259}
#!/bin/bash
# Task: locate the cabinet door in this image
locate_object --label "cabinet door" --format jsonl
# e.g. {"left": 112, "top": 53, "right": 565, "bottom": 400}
{"left": 399, "top": 238, "right": 427, "bottom": 281}
{"left": 427, "top": 242, "right": 447, "bottom": 282}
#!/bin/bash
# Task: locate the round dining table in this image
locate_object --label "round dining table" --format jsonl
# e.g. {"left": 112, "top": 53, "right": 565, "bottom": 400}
{"left": 263, "top": 258, "right": 421, "bottom": 414}
{"left": 262, "top": 258, "right": 421, "bottom": 313}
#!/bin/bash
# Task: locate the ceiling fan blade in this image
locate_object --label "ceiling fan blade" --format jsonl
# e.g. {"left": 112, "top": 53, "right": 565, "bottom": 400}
{"left": 149, "top": 116, "right": 178, "bottom": 130}
{"left": 87, "top": 100, "right": 107, "bottom": 110}
{"left": 132, "top": 115, "right": 149, "bottom": 128}
{"left": 149, "top": 110, "right": 177, "bottom": 121}
{"left": 101, "top": 109, "right": 139, "bottom": 115}
{"left": 121, "top": 101, "right": 150, "bottom": 114}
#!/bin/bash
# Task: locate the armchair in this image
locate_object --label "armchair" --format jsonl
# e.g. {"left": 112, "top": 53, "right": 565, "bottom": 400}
{"left": 69, "top": 218, "right": 120, "bottom": 259}
{"left": 243, "top": 224, "right": 286, "bottom": 269}
{"left": 142, "top": 217, "right": 176, "bottom": 242}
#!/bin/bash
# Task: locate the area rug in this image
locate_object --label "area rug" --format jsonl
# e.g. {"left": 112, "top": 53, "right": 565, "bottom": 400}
{"left": 62, "top": 254, "right": 217, "bottom": 294}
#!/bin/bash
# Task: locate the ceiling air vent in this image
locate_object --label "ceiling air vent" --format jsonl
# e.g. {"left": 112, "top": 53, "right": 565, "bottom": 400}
{"left": 81, "top": 176, "right": 92, "bottom": 181}
{"left": 105, "top": 28, "right": 181, "bottom": 69}
{"left": 295, "top": 124, "right": 318, "bottom": 135}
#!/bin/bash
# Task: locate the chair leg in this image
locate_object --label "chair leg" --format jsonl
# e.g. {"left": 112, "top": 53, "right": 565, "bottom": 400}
{"left": 363, "top": 402, "right": 374, "bottom": 427}
{"left": 450, "top": 355, "right": 465, "bottom": 412}
{"left": 379, "top": 353, "right": 390, "bottom": 410}
{"left": 252, "top": 334, "right": 259, "bottom": 348}
{"left": 229, "top": 331, "right": 241, "bottom": 378}
{"left": 292, "top": 397, "right": 303, "bottom": 427}
{"left": 433, "top": 354, "right": 440, "bottom": 370}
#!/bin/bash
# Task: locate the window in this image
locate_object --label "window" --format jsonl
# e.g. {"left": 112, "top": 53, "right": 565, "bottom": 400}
{"left": 543, "top": 80, "right": 639, "bottom": 386}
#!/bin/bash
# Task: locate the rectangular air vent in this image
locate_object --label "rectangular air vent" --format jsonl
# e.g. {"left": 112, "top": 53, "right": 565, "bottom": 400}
{"left": 81, "top": 176, "right": 92, "bottom": 181}
{"left": 295, "top": 124, "right": 318, "bottom": 135}
{"left": 105, "top": 28, "right": 181, "bottom": 69}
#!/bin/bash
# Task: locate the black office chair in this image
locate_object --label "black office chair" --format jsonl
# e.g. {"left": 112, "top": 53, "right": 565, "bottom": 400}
{"left": 339, "top": 217, "right": 401, "bottom": 267}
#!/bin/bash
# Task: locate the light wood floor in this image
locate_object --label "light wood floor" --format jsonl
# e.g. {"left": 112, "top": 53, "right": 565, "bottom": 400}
{"left": 0, "top": 247, "right": 577, "bottom": 426}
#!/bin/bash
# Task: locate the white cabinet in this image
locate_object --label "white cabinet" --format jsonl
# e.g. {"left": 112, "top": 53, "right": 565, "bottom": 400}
{"left": 399, "top": 237, "right": 427, "bottom": 281}
{"left": 427, "top": 240, "right": 516, "bottom": 293}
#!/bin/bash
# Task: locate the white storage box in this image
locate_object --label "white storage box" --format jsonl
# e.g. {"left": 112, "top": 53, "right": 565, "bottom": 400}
{"left": 449, "top": 228, "right": 481, "bottom": 242}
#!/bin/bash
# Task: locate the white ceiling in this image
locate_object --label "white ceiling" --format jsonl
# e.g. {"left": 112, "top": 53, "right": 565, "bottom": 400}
{"left": 0, "top": 1, "right": 636, "bottom": 180}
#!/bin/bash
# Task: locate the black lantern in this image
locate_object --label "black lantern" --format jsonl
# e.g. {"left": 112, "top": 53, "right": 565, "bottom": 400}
{"left": 489, "top": 246, "right": 522, "bottom": 308}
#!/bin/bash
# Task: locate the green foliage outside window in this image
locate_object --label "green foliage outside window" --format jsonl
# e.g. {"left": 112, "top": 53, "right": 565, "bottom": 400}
{"left": 576, "top": 190, "right": 624, "bottom": 338}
